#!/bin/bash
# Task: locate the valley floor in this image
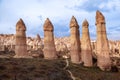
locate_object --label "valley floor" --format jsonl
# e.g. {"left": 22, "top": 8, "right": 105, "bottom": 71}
{"left": 0, "top": 58, "right": 120, "bottom": 80}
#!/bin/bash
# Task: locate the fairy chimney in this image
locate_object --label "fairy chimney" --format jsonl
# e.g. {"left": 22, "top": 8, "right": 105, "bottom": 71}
{"left": 43, "top": 18, "right": 57, "bottom": 59}
{"left": 36, "top": 34, "right": 41, "bottom": 42}
{"left": 33, "top": 34, "right": 41, "bottom": 50}
{"left": 96, "top": 11, "right": 111, "bottom": 71}
{"left": 69, "top": 16, "right": 81, "bottom": 64}
{"left": 14, "top": 18, "right": 31, "bottom": 58}
{"left": 81, "top": 19, "right": 93, "bottom": 67}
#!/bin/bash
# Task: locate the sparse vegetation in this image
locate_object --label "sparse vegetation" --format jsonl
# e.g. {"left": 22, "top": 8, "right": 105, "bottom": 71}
{"left": 0, "top": 58, "right": 72, "bottom": 80}
{"left": 68, "top": 60, "right": 120, "bottom": 80}
{"left": 0, "top": 58, "right": 120, "bottom": 80}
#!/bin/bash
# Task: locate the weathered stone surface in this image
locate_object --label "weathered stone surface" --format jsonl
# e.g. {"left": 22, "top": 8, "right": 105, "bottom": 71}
{"left": 43, "top": 18, "right": 57, "bottom": 59}
{"left": 0, "top": 45, "right": 5, "bottom": 51}
{"left": 32, "top": 34, "right": 42, "bottom": 50}
{"left": 36, "top": 34, "right": 41, "bottom": 42}
{"left": 55, "top": 37, "right": 70, "bottom": 58}
{"left": 0, "top": 34, "right": 15, "bottom": 52}
{"left": 14, "top": 19, "right": 31, "bottom": 58}
{"left": 0, "top": 34, "right": 120, "bottom": 59}
{"left": 81, "top": 19, "right": 93, "bottom": 67}
{"left": 96, "top": 11, "right": 111, "bottom": 71}
{"left": 69, "top": 16, "right": 81, "bottom": 64}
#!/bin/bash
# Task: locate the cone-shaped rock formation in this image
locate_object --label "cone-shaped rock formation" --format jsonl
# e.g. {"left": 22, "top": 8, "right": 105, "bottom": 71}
{"left": 96, "top": 11, "right": 111, "bottom": 71}
{"left": 14, "top": 18, "right": 31, "bottom": 58}
{"left": 81, "top": 19, "right": 93, "bottom": 67}
{"left": 36, "top": 34, "right": 41, "bottom": 42}
{"left": 69, "top": 16, "right": 81, "bottom": 64}
{"left": 43, "top": 18, "right": 57, "bottom": 59}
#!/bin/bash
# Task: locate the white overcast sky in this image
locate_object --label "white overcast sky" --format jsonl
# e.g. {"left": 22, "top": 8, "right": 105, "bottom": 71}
{"left": 0, "top": 0, "right": 120, "bottom": 40}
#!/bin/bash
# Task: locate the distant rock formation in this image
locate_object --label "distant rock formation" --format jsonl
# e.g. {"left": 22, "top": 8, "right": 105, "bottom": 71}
{"left": 36, "top": 34, "right": 41, "bottom": 41}
{"left": 0, "top": 34, "right": 15, "bottom": 52}
{"left": 69, "top": 16, "right": 81, "bottom": 64}
{"left": 81, "top": 19, "right": 93, "bottom": 67}
{"left": 95, "top": 11, "right": 111, "bottom": 71}
{"left": 32, "top": 34, "right": 42, "bottom": 50}
{"left": 43, "top": 18, "right": 57, "bottom": 59}
{"left": 14, "top": 19, "right": 31, "bottom": 58}
{"left": 1, "top": 34, "right": 120, "bottom": 59}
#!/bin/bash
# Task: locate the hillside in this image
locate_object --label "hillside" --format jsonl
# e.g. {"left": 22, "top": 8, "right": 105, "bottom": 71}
{"left": 0, "top": 58, "right": 72, "bottom": 80}
{"left": 0, "top": 58, "right": 120, "bottom": 80}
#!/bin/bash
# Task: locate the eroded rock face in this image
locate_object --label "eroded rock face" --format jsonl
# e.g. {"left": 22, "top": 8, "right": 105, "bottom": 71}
{"left": 32, "top": 34, "right": 42, "bottom": 50}
{"left": 55, "top": 37, "right": 70, "bottom": 58}
{"left": 14, "top": 19, "right": 31, "bottom": 58}
{"left": 81, "top": 19, "right": 93, "bottom": 67}
{"left": 43, "top": 18, "right": 57, "bottom": 59}
{"left": 96, "top": 11, "right": 111, "bottom": 71}
{"left": 36, "top": 34, "right": 41, "bottom": 41}
{"left": 0, "top": 34, "right": 15, "bottom": 52}
{"left": 0, "top": 34, "right": 120, "bottom": 59}
{"left": 69, "top": 16, "right": 81, "bottom": 64}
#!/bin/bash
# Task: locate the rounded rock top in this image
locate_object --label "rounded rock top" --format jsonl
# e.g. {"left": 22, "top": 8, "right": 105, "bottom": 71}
{"left": 70, "top": 16, "right": 79, "bottom": 28}
{"left": 96, "top": 10, "right": 105, "bottom": 24}
{"left": 82, "top": 19, "right": 89, "bottom": 27}
{"left": 16, "top": 18, "right": 26, "bottom": 31}
{"left": 43, "top": 18, "right": 54, "bottom": 31}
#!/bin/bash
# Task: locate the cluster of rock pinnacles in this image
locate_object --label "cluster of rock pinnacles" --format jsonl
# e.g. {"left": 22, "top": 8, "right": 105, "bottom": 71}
{"left": 14, "top": 10, "right": 111, "bottom": 71}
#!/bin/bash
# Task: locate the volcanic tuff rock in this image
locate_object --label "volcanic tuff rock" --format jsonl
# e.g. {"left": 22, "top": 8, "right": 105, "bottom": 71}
{"left": 14, "top": 19, "right": 31, "bottom": 58}
{"left": 69, "top": 16, "right": 81, "bottom": 64}
{"left": 96, "top": 11, "right": 111, "bottom": 71}
{"left": 0, "top": 35, "right": 120, "bottom": 58}
{"left": 81, "top": 19, "right": 93, "bottom": 67}
{"left": 43, "top": 18, "right": 57, "bottom": 59}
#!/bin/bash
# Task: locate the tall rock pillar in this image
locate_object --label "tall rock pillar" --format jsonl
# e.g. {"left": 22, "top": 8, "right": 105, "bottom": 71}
{"left": 43, "top": 18, "right": 57, "bottom": 59}
{"left": 81, "top": 19, "right": 93, "bottom": 67}
{"left": 69, "top": 16, "right": 81, "bottom": 64}
{"left": 96, "top": 11, "right": 111, "bottom": 71}
{"left": 14, "top": 19, "right": 31, "bottom": 58}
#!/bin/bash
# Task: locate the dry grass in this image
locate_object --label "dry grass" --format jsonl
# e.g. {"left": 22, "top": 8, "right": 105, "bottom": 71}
{"left": 68, "top": 60, "right": 120, "bottom": 80}
{"left": 0, "top": 58, "right": 120, "bottom": 80}
{"left": 0, "top": 58, "right": 72, "bottom": 80}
